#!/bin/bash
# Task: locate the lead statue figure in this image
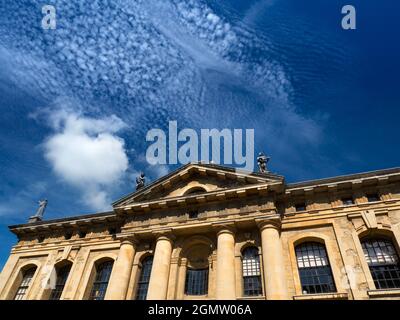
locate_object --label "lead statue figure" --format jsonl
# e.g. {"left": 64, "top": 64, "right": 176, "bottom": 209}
{"left": 257, "top": 152, "right": 270, "bottom": 173}
{"left": 136, "top": 172, "right": 145, "bottom": 190}
{"left": 28, "top": 199, "right": 48, "bottom": 223}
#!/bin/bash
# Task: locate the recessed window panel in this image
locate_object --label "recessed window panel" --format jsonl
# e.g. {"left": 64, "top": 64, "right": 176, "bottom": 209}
{"left": 367, "top": 194, "right": 380, "bottom": 202}
{"left": 14, "top": 267, "right": 36, "bottom": 300}
{"left": 295, "top": 242, "right": 336, "bottom": 294}
{"left": 89, "top": 260, "right": 113, "bottom": 300}
{"left": 242, "top": 247, "right": 262, "bottom": 296}
{"left": 342, "top": 197, "right": 354, "bottom": 205}
{"left": 185, "top": 268, "right": 209, "bottom": 296}
{"left": 49, "top": 264, "right": 72, "bottom": 300}
{"left": 136, "top": 256, "right": 153, "bottom": 300}
{"left": 362, "top": 238, "right": 400, "bottom": 289}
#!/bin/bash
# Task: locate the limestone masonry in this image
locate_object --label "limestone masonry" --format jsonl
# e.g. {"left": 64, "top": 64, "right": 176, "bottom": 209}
{"left": 1, "top": 163, "right": 400, "bottom": 300}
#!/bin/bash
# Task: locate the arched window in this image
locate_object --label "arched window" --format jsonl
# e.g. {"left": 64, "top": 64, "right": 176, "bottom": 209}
{"left": 14, "top": 266, "right": 37, "bottom": 300}
{"left": 295, "top": 242, "right": 336, "bottom": 294}
{"left": 49, "top": 263, "right": 72, "bottom": 300}
{"left": 184, "top": 244, "right": 210, "bottom": 296}
{"left": 184, "top": 187, "right": 207, "bottom": 195}
{"left": 361, "top": 238, "right": 400, "bottom": 289}
{"left": 89, "top": 260, "right": 114, "bottom": 300}
{"left": 136, "top": 256, "right": 153, "bottom": 300}
{"left": 242, "top": 246, "right": 262, "bottom": 296}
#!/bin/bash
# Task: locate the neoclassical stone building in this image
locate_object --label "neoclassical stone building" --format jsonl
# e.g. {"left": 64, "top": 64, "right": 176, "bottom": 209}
{"left": 1, "top": 163, "right": 400, "bottom": 300}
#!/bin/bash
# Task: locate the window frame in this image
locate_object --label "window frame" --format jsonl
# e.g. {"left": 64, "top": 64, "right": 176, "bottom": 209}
{"left": 241, "top": 246, "right": 263, "bottom": 297}
{"left": 14, "top": 266, "right": 37, "bottom": 300}
{"left": 49, "top": 263, "right": 72, "bottom": 300}
{"left": 361, "top": 237, "right": 400, "bottom": 290}
{"left": 88, "top": 260, "right": 114, "bottom": 300}
{"left": 184, "top": 267, "right": 209, "bottom": 296}
{"left": 295, "top": 241, "right": 337, "bottom": 295}
{"left": 135, "top": 256, "right": 153, "bottom": 300}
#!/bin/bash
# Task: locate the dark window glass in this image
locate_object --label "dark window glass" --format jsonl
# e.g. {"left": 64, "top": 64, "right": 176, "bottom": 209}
{"left": 342, "top": 197, "right": 354, "bottom": 205}
{"left": 295, "top": 242, "right": 336, "bottom": 294}
{"left": 188, "top": 210, "right": 199, "bottom": 219}
{"left": 136, "top": 256, "right": 153, "bottom": 300}
{"left": 295, "top": 203, "right": 306, "bottom": 212}
{"left": 367, "top": 194, "right": 380, "bottom": 202}
{"left": 185, "top": 187, "right": 207, "bottom": 195}
{"left": 89, "top": 260, "right": 113, "bottom": 300}
{"left": 185, "top": 268, "right": 209, "bottom": 295}
{"left": 78, "top": 231, "right": 87, "bottom": 238}
{"left": 64, "top": 232, "right": 73, "bottom": 240}
{"left": 49, "top": 264, "right": 72, "bottom": 300}
{"left": 242, "top": 247, "right": 262, "bottom": 296}
{"left": 361, "top": 238, "right": 400, "bottom": 289}
{"left": 14, "top": 267, "right": 37, "bottom": 300}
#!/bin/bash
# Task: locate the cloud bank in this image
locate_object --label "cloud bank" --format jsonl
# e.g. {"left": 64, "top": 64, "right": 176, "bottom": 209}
{"left": 43, "top": 108, "right": 129, "bottom": 210}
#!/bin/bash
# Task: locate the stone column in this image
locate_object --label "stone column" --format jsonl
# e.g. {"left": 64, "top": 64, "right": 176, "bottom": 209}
{"left": 215, "top": 225, "right": 236, "bottom": 300}
{"left": 105, "top": 237, "right": 137, "bottom": 300}
{"left": 257, "top": 217, "right": 288, "bottom": 300}
{"left": 147, "top": 233, "right": 174, "bottom": 300}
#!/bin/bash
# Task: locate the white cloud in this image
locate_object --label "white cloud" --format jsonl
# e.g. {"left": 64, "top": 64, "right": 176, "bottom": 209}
{"left": 43, "top": 109, "right": 129, "bottom": 210}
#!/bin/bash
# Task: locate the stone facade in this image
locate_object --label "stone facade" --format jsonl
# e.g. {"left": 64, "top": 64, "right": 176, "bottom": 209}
{"left": 1, "top": 163, "right": 400, "bottom": 300}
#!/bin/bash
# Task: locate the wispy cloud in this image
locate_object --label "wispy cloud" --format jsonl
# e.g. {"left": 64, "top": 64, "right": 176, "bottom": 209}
{"left": 0, "top": 0, "right": 328, "bottom": 195}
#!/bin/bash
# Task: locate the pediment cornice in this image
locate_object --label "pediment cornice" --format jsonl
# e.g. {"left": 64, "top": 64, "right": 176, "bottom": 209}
{"left": 112, "top": 163, "right": 284, "bottom": 208}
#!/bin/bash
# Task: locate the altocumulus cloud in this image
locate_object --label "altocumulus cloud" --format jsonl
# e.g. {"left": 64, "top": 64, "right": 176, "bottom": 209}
{"left": 43, "top": 109, "right": 129, "bottom": 210}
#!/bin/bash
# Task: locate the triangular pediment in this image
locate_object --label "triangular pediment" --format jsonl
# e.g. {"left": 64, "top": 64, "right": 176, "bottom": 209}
{"left": 113, "top": 163, "right": 284, "bottom": 208}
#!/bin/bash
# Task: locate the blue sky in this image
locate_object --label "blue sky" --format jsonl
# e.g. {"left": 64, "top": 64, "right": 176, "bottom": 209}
{"left": 0, "top": 0, "right": 399, "bottom": 269}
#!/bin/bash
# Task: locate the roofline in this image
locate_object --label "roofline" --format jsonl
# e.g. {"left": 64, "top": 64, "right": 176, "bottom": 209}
{"left": 9, "top": 166, "right": 400, "bottom": 231}
{"left": 287, "top": 167, "right": 400, "bottom": 189}
{"left": 8, "top": 211, "right": 115, "bottom": 231}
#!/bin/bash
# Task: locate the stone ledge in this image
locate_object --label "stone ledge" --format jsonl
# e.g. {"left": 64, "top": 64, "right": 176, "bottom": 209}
{"left": 237, "top": 296, "right": 265, "bottom": 300}
{"left": 293, "top": 292, "right": 349, "bottom": 300}
{"left": 368, "top": 289, "right": 400, "bottom": 298}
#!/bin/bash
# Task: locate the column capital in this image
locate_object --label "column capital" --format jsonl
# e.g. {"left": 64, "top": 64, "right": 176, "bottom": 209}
{"left": 255, "top": 216, "right": 282, "bottom": 231}
{"left": 212, "top": 222, "right": 236, "bottom": 236}
{"left": 152, "top": 228, "right": 176, "bottom": 242}
{"left": 116, "top": 233, "right": 139, "bottom": 246}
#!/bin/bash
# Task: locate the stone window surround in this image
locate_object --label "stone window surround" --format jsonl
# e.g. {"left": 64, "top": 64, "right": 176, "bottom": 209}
{"left": 3, "top": 260, "right": 42, "bottom": 300}
{"left": 287, "top": 232, "right": 348, "bottom": 299}
{"left": 351, "top": 225, "right": 400, "bottom": 293}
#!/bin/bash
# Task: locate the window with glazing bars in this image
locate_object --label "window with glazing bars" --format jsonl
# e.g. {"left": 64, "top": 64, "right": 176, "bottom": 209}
{"left": 14, "top": 267, "right": 37, "bottom": 300}
{"left": 89, "top": 260, "right": 113, "bottom": 300}
{"left": 242, "top": 247, "right": 262, "bottom": 296}
{"left": 295, "top": 242, "right": 336, "bottom": 294}
{"left": 136, "top": 256, "right": 153, "bottom": 300}
{"left": 49, "top": 264, "right": 72, "bottom": 300}
{"left": 185, "top": 268, "right": 209, "bottom": 295}
{"left": 361, "top": 238, "right": 400, "bottom": 289}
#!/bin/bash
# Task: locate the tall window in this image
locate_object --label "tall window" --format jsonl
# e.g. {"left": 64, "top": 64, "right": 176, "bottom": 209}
{"left": 14, "top": 266, "right": 37, "bottom": 300}
{"left": 295, "top": 242, "right": 336, "bottom": 294}
{"left": 361, "top": 238, "right": 400, "bottom": 289}
{"left": 242, "top": 247, "right": 262, "bottom": 296}
{"left": 136, "top": 256, "right": 153, "bottom": 300}
{"left": 89, "top": 260, "right": 114, "bottom": 300}
{"left": 49, "top": 263, "right": 72, "bottom": 300}
{"left": 185, "top": 268, "right": 209, "bottom": 295}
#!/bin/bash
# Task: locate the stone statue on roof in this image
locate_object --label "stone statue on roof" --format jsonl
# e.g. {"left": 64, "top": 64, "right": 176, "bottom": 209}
{"left": 257, "top": 152, "right": 270, "bottom": 173}
{"left": 136, "top": 172, "right": 145, "bottom": 190}
{"left": 28, "top": 199, "right": 48, "bottom": 223}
